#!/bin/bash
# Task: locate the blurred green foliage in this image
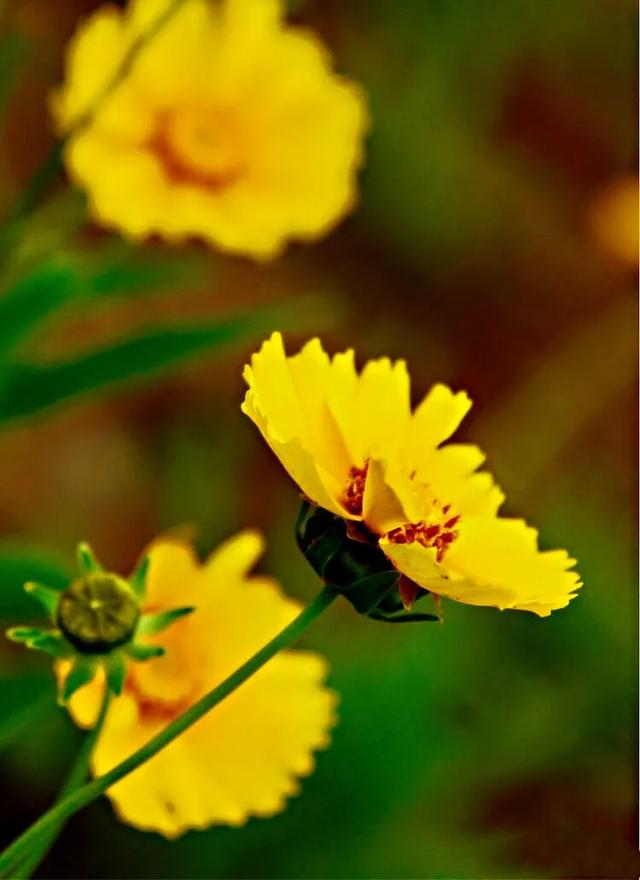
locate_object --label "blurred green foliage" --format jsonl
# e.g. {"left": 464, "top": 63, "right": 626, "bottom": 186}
{"left": 0, "top": 0, "right": 637, "bottom": 878}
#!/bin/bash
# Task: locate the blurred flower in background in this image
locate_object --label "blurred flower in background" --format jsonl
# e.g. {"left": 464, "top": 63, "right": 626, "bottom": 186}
{"left": 588, "top": 175, "right": 639, "bottom": 267}
{"left": 52, "top": 0, "right": 368, "bottom": 258}
{"left": 59, "top": 531, "right": 335, "bottom": 836}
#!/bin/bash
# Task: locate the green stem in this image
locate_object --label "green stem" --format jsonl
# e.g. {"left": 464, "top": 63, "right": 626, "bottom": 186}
{"left": 7, "top": 689, "right": 112, "bottom": 880}
{"left": 0, "top": 585, "right": 338, "bottom": 875}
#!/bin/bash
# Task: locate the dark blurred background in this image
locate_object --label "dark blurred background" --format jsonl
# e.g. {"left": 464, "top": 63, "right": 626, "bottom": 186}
{"left": 0, "top": 1, "right": 637, "bottom": 878}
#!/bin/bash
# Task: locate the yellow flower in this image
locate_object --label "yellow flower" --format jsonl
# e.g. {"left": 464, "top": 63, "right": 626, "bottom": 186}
{"left": 52, "top": 0, "right": 368, "bottom": 259}
{"left": 58, "top": 531, "right": 336, "bottom": 837}
{"left": 588, "top": 175, "right": 639, "bottom": 266}
{"left": 242, "top": 333, "right": 581, "bottom": 617}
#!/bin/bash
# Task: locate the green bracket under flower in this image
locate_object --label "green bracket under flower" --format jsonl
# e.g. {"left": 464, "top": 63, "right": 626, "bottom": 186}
{"left": 295, "top": 502, "right": 440, "bottom": 624}
{"left": 6, "top": 542, "right": 194, "bottom": 703}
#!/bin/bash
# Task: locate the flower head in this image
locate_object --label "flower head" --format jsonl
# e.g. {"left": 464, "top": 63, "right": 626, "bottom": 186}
{"left": 57, "top": 531, "right": 336, "bottom": 836}
{"left": 52, "top": 0, "right": 368, "bottom": 259}
{"left": 242, "top": 333, "right": 582, "bottom": 618}
{"left": 7, "top": 543, "right": 191, "bottom": 702}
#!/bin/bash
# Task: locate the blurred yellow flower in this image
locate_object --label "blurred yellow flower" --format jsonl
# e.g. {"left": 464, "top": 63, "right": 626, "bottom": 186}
{"left": 52, "top": 0, "right": 368, "bottom": 259}
{"left": 58, "top": 531, "right": 336, "bottom": 837}
{"left": 242, "top": 333, "right": 581, "bottom": 617}
{"left": 588, "top": 175, "right": 638, "bottom": 266}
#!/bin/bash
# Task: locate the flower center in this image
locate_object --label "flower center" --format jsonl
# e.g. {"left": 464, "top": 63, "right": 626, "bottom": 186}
{"left": 387, "top": 506, "right": 461, "bottom": 563}
{"left": 57, "top": 574, "right": 139, "bottom": 654}
{"left": 151, "top": 106, "right": 245, "bottom": 188}
{"left": 343, "top": 461, "right": 369, "bottom": 515}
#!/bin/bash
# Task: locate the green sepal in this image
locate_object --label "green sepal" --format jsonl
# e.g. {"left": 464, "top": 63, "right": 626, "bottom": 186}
{"left": 59, "top": 658, "right": 97, "bottom": 704}
{"left": 23, "top": 581, "right": 61, "bottom": 619}
{"left": 6, "top": 626, "right": 72, "bottom": 657}
{"left": 129, "top": 554, "right": 149, "bottom": 602}
{"left": 76, "top": 542, "right": 102, "bottom": 575}
{"left": 339, "top": 571, "right": 399, "bottom": 615}
{"left": 368, "top": 610, "right": 440, "bottom": 624}
{"left": 125, "top": 642, "right": 165, "bottom": 662}
{"left": 6, "top": 626, "right": 48, "bottom": 643}
{"left": 296, "top": 503, "right": 441, "bottom": 624}
{"left": 105, "top": 651, "right": 127, "bottom": 696}
{"left": 137, "top": 606, "right": 194, "bottom": 637}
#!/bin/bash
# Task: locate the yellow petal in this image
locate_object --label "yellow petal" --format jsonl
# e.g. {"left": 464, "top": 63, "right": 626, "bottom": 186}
{"left": 410, "top": 384, "right": 472, "bottom": 452}
{"left": 362, "top": 458, "right": 411, "bottom": 535}
{"left": 415, "top": 443, "right": 505, "bottom": 517}
{"left": 93, "top": 652, "right": 336, "bottom": 837}
{"left": 382, "top": 515, "right": 580, "bottom": 616}
{"left": 444, "top": 516, "right": 581, "bottom": 615}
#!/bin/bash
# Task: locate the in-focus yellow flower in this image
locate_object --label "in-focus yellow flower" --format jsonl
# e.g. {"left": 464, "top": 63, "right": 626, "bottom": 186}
{"left": 52, "top": 0, "right": 368, "bottom": 259}
{"left": 58, "top": 531, "right": 336, "bottom": 837}
{"left": 242, "top": 333, "right": 581, "bottom": 617}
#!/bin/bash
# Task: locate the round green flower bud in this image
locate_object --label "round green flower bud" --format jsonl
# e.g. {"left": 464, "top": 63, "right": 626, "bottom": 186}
{"left": 57, "top": 573, "right": 140, "bottom": 654}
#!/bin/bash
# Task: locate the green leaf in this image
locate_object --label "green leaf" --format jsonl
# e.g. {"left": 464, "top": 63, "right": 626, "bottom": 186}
{"left": 126, "top": 642, "right": 165, "bottom": 662}
{"left": 137, "top": 606, "right": 194, "bottom": 637}
{"left": 0, "top": 674, "right": 52, "bottom": 751}
{"left": 76, "top": 542, "right": 102, "bottom": 575}
{"left": 0, "top": 547, "right": 70, "bottom": 619}
{"left": 60, "top": 659, "right": 96, "bottom": 704}
{"left": 0, "top": 262, "right": 78, "bottom": 356}
{"left": 23, "top": 581, "right": 61, "bottom": 618}
{"left": 0, "top": 312, "right": 279, "bottom": 425}
{"left": 0, "top": 30, "right": 27, "bottom": 121}
{"left": 106, "top": 651, "right": 127, "bottom": 696}
{"left": 129, "top": 554, "right": 149, "bottom": 601}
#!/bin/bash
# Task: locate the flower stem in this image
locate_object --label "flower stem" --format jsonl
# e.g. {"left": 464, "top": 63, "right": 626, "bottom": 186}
{"left": 7, "top": 688, "right": 112, "bottom": 880}
{"left": 0, "top": 585, "right": 338, "bottom": 875}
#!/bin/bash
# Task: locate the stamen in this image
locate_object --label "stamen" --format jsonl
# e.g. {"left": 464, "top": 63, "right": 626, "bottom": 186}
{"left": 387, "top": 505, "right": 461, "bottom": 564}
{"left": 343, "top": 461, "right": 368, "bottom": 515}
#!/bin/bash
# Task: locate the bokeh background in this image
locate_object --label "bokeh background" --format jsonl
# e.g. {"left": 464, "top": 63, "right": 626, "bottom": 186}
{"left": 0, "top": 1, "right": 637, "bottom": 878}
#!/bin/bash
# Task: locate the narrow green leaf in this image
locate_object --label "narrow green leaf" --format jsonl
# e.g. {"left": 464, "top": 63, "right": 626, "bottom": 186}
{"left": 60, "top": 659, "right": 96, "bottom": 704}
{"left": 0, "top": 313, "right": 276, "bottom": 424}
{"left": 137, "top": 606, "right": 195, "bottom": 637}
{"left": 106, "top": 652, "right": 127, "bottom": 696}
{"left": 0, "top": 262, "right": 78, "bottom": 355}
{"left": 0, "top": 674, "right": 52, "bottom": 751}
{"left": 129, "top": 554, "right": 149, "bottom": 601}
{"left": 76, "top": 542, "right": 102, "bottom": 575}
{"left": 126, "top": 642, "right": 165, "bottom": 662}
{"left": 23, "top": 582, "right": 60, "bottom": 618}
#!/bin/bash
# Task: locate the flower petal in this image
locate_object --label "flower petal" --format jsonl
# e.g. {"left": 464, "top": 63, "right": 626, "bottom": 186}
{"left": 382, "top": 516, "right": 580, "bottom": 616}
{"left": 410, "top": 384, "right": 472, "bottom": 452}
{"left": 91, "top": 652, "right": 336, "bottom": 837}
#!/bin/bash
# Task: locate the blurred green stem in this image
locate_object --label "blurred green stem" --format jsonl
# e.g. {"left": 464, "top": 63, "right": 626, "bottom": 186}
{"left": 7, "top": 689, "right": 112, "bottom": 880}
{"left": 0, "top": 585, "right": 338, "bottom": 875}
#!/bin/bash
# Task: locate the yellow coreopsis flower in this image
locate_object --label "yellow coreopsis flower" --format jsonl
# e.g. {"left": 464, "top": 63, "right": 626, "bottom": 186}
{"left": 57, "top": 531, "right": 336, "bottom": 837}
{"left": 242, "top": 333, "right": 581, "bottom": 617}
{"left": 52, "top": 0, "right": 368, "bottom": 259}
